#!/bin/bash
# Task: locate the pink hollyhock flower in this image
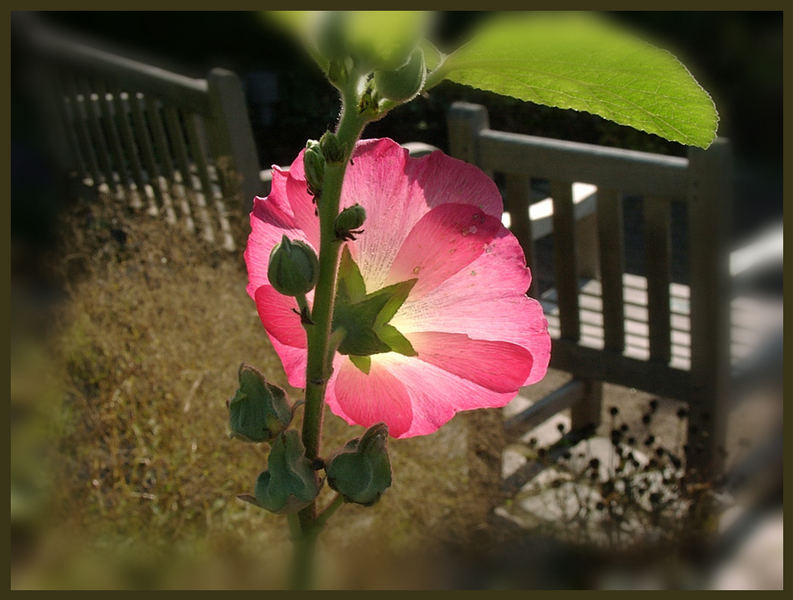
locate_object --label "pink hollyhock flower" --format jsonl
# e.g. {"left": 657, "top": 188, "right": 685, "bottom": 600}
{"left": 245, "top": 138, "right": 550, "bottom": 439}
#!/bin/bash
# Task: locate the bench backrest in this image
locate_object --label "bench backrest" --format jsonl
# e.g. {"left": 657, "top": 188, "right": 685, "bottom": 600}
{"left": 19, "top": 16, "right": 264, "bottom": 250}
{"left": 447, "top": 102, "right": 732, "bottom": 432}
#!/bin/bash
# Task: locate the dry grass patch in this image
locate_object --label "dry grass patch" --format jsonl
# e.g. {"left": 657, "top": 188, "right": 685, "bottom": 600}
{"left": 11, "top": 192, "right": 494, "bottom": 589}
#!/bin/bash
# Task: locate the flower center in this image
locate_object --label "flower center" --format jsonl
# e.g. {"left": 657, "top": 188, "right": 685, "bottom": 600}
{"left": 332, "top": 246, "right": 417, "bottom": 373}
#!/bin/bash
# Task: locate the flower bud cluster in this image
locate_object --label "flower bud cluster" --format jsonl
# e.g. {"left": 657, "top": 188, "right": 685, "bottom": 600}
{"left": 229, "top": 373, "right": 393, "bottom": 514}
{"left": 326, "top": 423, "right": 392, "bottom": 506}
{"left": 228, "top": 364, "right": 292, "bottom": 443}
{"left": 255, "top": 430, "right": 320, "bottom": 514}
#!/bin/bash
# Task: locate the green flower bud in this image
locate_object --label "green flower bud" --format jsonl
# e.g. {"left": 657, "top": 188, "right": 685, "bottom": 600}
{"left": 358, "top": 83, "right": 380, "bottom": 117}
{"left": 255, "top": 431, "right": 320, "bottom": 514}
{"left": 268, "top": 235, "right": 319, "bottom": 297}
{"left": 228, "top": 364, "right": 292, "bottom": 442}
{"left": 373, "top": 47, "right": 426, "bottom": 103}
{"left": 326, "top": 423, "right": 392, "bottom": 506}
{"left": 313, "top": 11, "right": 348, "bottom": 62}
{"left": 319, "top": 131, "right": 347, "bottom": 164}
{"left": 334, "top": 203, "right": 366, "bottom": 241}
{"left": 326, "top": 58, "right": 349, "bottom": 86}
{"left": 303, "top": 139, "right": 325, "bottom": 196}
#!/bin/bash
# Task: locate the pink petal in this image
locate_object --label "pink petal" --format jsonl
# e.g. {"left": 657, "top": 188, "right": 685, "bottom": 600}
{"left": 267, "top": 333, "right": 308, "bottom": 390}
{"left": 337, "top": 139, "right": 504, "bottom": 292}
{"left": 244, "top": 194, "right": 315, "bottom": 299}
{"left": 330, "top": 357, "right": 414, "bottom": 438}
{"left": 287, "top": 147, "right": 307, "bottom": 180}
{"left": 253, "top": 285, "right": 306, "bottom": 349}
{"left": 391, "top": 229, "right": 550, "bottom": 385}
{"left": 337, "top": 140, "right": 416, "bottom": 290}
{"left": 406, "top": 331, "right": 533, "bottom": 393}
{"left": 385, "top": 203, "right": 502, "bottom": 298}
{"left": 284, "top": 171, "right": 320, "bottom": 250}
{"left": 375, "top": 353, "right": 518, "bottom": 438}
{"left": 404, "top": 150, "right": 503, "bottom": 219}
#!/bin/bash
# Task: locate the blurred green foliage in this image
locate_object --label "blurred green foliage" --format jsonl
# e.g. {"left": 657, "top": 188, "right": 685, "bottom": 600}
{"left": 35, "top": 11, "right": 780, "bottom": 168}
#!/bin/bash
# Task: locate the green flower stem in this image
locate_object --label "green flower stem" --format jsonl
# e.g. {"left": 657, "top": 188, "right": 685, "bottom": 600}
{"left": 289, "top": 76, "right": 369, "bottom": 589}
{"left": 314, "top": 493, "right": 345, "bottom": 529}
{"left": 300, "top": 93, "right": 367, "bottom": 464}
{"left": 287, "top": 515, "right": 318, "bottom": 590}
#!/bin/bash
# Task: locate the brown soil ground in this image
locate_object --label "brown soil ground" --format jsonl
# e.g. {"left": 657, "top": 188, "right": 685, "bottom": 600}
{"left": 11, "top": 187, "right": 781, "bottom": 589}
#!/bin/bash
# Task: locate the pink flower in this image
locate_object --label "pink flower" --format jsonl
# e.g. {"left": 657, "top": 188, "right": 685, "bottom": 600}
{"left": 245, "top": 138, "right": 550, "bottom": 439}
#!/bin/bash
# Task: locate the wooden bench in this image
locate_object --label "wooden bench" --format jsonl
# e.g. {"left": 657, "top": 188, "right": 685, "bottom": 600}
{"left": 18, "top": 15, "right": 265, "bottom": 251}
{"left": 447, "top": 101, "right": 781, "bottom": 484}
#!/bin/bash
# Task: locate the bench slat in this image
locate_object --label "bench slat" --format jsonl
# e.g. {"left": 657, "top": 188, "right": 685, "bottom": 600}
{"left": 63, "top": 75, "right": 102, "bottom": 186}
{"left": 144, "top": 95, "right": 181, "bottom": 224}
{"left": 78, "top": 78, "right": 115, "bottom": 191}
{"left": 129, "top": 91, "right": 166, "bottom": 217}
{"left": 111, "top": 85, "right": 147, "bottom": 209}
{"left": 596, "top": 187, "right": 625, "bottom": 352}
{"left": 550, "top": 181, "right": 580, "bottom": 341}
{"left": 56, "top": 77, "right": 88, "bottom": 180}
{"left": 164, "top": 105, "right": 198, "bottom": 233}
{"left": 184, "top": 111, "right": 219, "bottom": 244}
{"left": 504, "top": 173, "right": 536, "bottom": 296}
{"left": 479, "top": 129, "right": 690, "bottom": 198}
{"left": 95, "top": 81, "right": 129, "bottom": 197}
{"left": 644, "top": 197, "right": 672, "bottom": 363}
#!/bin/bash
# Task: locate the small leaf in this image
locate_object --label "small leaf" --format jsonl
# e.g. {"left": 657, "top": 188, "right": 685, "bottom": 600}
{"left": 337, "top": 245, "right": 366, "bottom": 301}
{"left": 255, "top": 431, "right": 319, "bottom": 514}
{"left": 333, "top": 251, "right": 417, "bottom": 357}
{"left": 349, "top": 355, "right": 372, "bottom": 375}
{"left": 376, "top": 324, "right": 417, "bottom": 357}
{"left": 229, "top": 364, "right": 292, "bottom": 443}
{"left": 326, "top": 423, "right": 392, "bottom": 506}
{"left": 371, "top": 278, "right": 417, "bottom": 328}
{"left": 236, "top": 494, "right": 261, "bottom": 507}
{"left": 435, "top": 12, "right": 718, "bottom": 148}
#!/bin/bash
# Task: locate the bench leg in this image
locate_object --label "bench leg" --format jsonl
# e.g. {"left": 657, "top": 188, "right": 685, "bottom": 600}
{"left": 570, "top": 379, "right": 603, "bottom": 434}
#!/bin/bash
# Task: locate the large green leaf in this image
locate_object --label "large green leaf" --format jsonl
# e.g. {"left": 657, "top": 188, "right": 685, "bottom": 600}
{"left": 433, "top": 12, "right": 718, "bottom": 148}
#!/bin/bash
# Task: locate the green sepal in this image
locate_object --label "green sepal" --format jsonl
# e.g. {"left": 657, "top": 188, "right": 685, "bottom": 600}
{"left": 254, "top": 430, "right": 320, "bottom": 514}
{"left": 337, "top": 245, "right": 366, "bottom": 300}
{"left": 326, "top": 423, "right": 392, "bottom": 506}
{"left": 373, "top": 47, "right": 427, "bottom": 103}
{"left": 349, "top": 355, "right": 372, "bottom": 375}
{"left": 372, "top": 279, "right": 416, "bottom": 329}
{"left": 333, "top": 247, "right": 417, "bottom": 357}
{"left": 375, "top": 324, "right": 417, "bottom": 357}
{"left": 228, "top": 364, "right": 292, "bottom": 443}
